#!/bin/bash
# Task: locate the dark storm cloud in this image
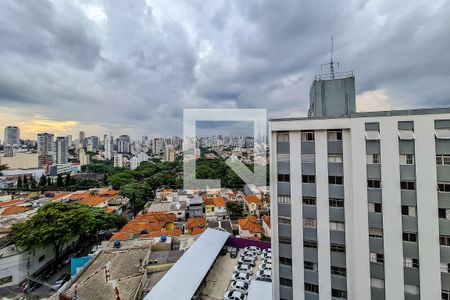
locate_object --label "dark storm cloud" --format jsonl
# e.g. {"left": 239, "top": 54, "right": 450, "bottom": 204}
{"left": 0, "top": 0, "right": 449, "bottom": 138}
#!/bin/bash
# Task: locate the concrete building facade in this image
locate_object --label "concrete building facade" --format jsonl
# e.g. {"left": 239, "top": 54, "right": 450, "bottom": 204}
{"left": 3, "top": 126, "right": 20, "bottom": 146}
{"left": 270, "top": 73, "right": 450, "bottom": 300}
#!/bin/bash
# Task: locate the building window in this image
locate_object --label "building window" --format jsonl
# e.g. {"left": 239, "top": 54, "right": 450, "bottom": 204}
{"left": 367, "top": 154, "right": 380, "bottom": 164}
{"left": 38, "top": 255, "right": 45, "bottom": 263}
{"left": 279, "top": 256, "right": 292, "bottom": 266}
{"left": 404, "top": 257, "right": 419, "bottom": 268}
{"left": 439, "top": 208, "right": 450, "bottom": 220}
{"left": 330, "top": 243, "right": 346, "bottom": 252}
{"left": 329, "top": 176, "right": 343, "bottom": 185}
{"left": 278, "top": 195, "right": 291, "bottom": 204}
{"left": 278, "top": 216, "right": 291, "bottom": 224}
{"left": 305, "top": 283, "right": 319, "bottom": 294}
{"left": 303, "top": 218, "right": 317, "bottom": 228}
{"left": 328, "top": 154, "right": 343, "bottom": 163}
{"left": 404, "top": 284, "right": 419, "bottom": 295}
{"left": 0, "top": 275, "right": 13, "bottom": 286}
{"left": 441, "top": 263, "right": 450, "bottom": 273}
{"left": 304, "top": 240, "right": 318, "bottom": 248}
{"left": 280, "top": 277, "right": 293, "bottom": 287}
{"left": 368, "top": 202, "right": 382, "bottom": 213}
{"left": 438, "top": 183, "right": 450, "bottom": 192}
{"left": 327, "top": 130, "right": 342, "bottom": 141}
{"left": 369, "top": 227, "right": 383, "bottom": 238}
{"left": 331, "top": 289, "right": 347, "bottom": 299}
{"left": 440, "top": 235, "right": 450, "bottom": 246}
{"left": 302, "top": 175, "right": 316, "bottom": 184}
{"left": 403, "top": 232, "right": 417, "bottom": 242}
{"left": 370, "top": 252, "right": 384, "bottom": 264}
{"left": 371, "top": 278, "right": 385, "bottom": 289}
{"left": 303, "top": 197, "right": 316, "bottom": 206}
{"left": 279, "top": 236, "right": 292, "bottom": 244}
{"left": 400, "top": 181, "right": 416, "bottom": 190}
{"left": 304, "top": 261, "right": 318, "bottom": 271}
{"left": 329, "top": 198, "right": 344, "bottom": 207}
{"left": 442, "top": 289, "right": 450, "bottom": 300}
{"left": 302, "top": 154, "right": 315, "bottom": 163}
{"left": 399, "top": 154, "right": 415, "bottom": 165}
{"left": 277, "top": 134, "right": 289, "bottom": 142}
{"left": 331, "top": 266, "right": 347, "bottom": 277}
{"left": 330, "top": 221, "right": 345, "bottom": 232}
{"left": 402, "top": 205, "right": 416, "bottom": 217}
{"left": 278, "top": 174, "right": 290, "bottom": 182}
{"left": 302, "top": 131, "right": 315, "bottom": 141}
{"left": 277, "top": 153, "right": 289, "bottom": 162}
{"left": 436, "top": 155, "right": 450, "bottom": 165}
{"left": 367, "top": 179, "right": 381, "bottom": 188}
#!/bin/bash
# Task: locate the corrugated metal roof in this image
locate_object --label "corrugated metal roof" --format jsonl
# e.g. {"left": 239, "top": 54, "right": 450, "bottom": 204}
{"left": 246, "top": 280, "right": 272, "bottom": 300}
{"left": 144, "top": 228, "right": 229, "bottom": 300}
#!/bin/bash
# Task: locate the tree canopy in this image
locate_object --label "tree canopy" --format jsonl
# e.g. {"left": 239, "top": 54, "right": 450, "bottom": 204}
{"left": 9, "top": 202, "right": 114, "bottom": 261}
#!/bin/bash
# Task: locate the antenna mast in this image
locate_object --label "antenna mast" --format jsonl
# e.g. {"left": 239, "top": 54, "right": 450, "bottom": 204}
{"left": 321, "top": 36, "right": 339, "bottom": 80}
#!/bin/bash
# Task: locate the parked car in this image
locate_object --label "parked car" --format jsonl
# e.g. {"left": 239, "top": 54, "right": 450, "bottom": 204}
{"left": 224, "top": 290, "right": 247, "bottom": 300}
{"left": 243, "top": 246, "right": 261, "bottom": 254}
{"left": 261, "top": 252, "right": 271, "bottom": 260}
{"left": 255, "top": 276, "right": 272, "bottom": 283}
{"left": 262, "top": 248, "right": 271, "bottom": 255}
{"left": 230, "top": 247, "right": 239, "bottom": 258}
{"left": 234, "top": 264, "right": 253, "bottom": 274}
{"left": 232, "top": 272, "right": 252, "bottom": 283}
{"left": 52, "top": 274, "right": 71, "bottom": 290}
{"left": 230, "top": 280, "right": 250, "bottom": 295}
{"left": 261, "top": 258, "right": 272, "bottom": 265}
{"left": 220, "top": 246, "right": 228, "bottom": 256}
{"left": 240, "top": 251, "right": 257, "bottom": 258}
{"left": 256, "top": 269, "right": 272, "bottom": 280}
{"left": 259, "top": 263, "right": 272, "bottom": 271}
{"left": 238, "top": 256, "right": 256, "bottom": 266}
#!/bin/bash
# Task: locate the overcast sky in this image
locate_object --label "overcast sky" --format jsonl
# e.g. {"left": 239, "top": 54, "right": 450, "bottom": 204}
{"left": 1, "top": 0, "right": 449, "bottom": 140}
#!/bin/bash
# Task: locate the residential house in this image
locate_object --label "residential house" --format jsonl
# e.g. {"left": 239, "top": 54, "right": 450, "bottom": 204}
{"left": 203, "top": 196, "right": 215, "bottom": 219}
{"left": 213, "top": 197, "right": 227, "bottom": 220}
{"left": 243, "top": 195, "right": 263, "bottom": 217}
{"left": 187, "top": 195, "right": 203, "bottom": 218}
{"left": 186, "top": 217, "right": 206, "bottom": 235}
{"left": 261, "top": 215, "right": 271, "bottom": 238}
{"left": 238, "top": 216, "right": 262, "bottom": 239}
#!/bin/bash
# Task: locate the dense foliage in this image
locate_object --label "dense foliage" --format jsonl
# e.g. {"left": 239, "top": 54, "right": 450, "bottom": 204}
{"left": 9, "top": 202, "right": 114, "bottom": 261}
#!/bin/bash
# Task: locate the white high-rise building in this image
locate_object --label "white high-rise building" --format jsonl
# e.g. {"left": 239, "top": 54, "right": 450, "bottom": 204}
{"left": 113, "top": 153, "right": 123, "bottom": 168}
{"left": 4, "top": 126, "right": 20, "bottom": 146}
{"left": 55, "top": 136, "right": 69, "bottom": 164}
{"left": 104, "top": 134, "right": 113, "bottom": 159}
{"left": 78, "top": 148, "right": 90, "bottom": 166}
{"left": 37, "top": 133, "right": 55, "bottom": 155}
{"left": 164, "top": 145, "right": 176, "bottom": 162}
{"left": 270, "top": 71, "right": 450, "bottom": 300}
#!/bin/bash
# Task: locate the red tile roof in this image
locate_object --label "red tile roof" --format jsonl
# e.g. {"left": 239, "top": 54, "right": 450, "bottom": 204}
{"left": 0, "top": 200, "right": 24, "bottom": 208}
{"left": 1, "top": 206, "right": 31, "bottom": 216}
{"left": 244, "top": 195, "right": 262, "bottom": 206}
{"left": 141, "top": 229, "right": 181, "bottom": 238}
{"left": 204, "top": 197, "right": 214, "bottom": 206}
{"left": 213, "top": 197, "right": 225, "bottom": 207}
{"left": 238, "top": 216, "right": 262, "bottom": 234}
{"left": 79, "top": 196, "right": 108, "bottom": 207}
{"left": 192, "top": 227, "right": 207, "bottom": 235}
{"left": 186, "top": 217, "right": 206, "bottom": 229}
{"left": 51, "top": 192, "right": 70, "bottom": 201}
{"left": 110, "top": 232, "right": 133, "bottom": 241}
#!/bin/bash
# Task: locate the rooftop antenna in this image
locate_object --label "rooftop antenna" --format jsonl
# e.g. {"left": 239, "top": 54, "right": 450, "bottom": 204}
{"left": 321, "top": 36, "right": 339, "bottom": 79}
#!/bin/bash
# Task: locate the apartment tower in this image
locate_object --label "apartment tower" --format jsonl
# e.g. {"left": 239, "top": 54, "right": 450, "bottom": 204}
{"left": 270, "top": 70, "right": 450, "bottom": 300}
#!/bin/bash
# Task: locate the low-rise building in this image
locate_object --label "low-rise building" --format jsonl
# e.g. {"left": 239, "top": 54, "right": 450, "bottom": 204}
{"left": 186, "top": 217, "right": 206, "bottom": 235}
{"left": 238, "top": 216, "right": 262, "bottom": 239}
{"left": 261, "top": 215, "right": 271, "bottom": 238}
{"left": 243, "top": 195, "right": 263, "bottom": 217}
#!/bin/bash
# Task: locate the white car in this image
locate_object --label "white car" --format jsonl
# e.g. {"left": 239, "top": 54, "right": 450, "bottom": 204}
{"left": 240, "top": 250, "right": 257, "bottom": 258}
{"left": 232, "top": 272, "right": 252, "bottom": 283}
{"left": 224, "top": 290, "right": 247, "bottom": 300}
{"left": 234, "top": 264, "right": 253, "bottom": 274}
{"left": 261, "top": 252, "right": 271, "bottom": 260}
{"left": 262, "top": 248, "right": 271, "bottom": 255}
{"left": 261, "top": 258, "right": 272, "bottom": 265}
{"left": 259, "top": 263, "right": 272, "bottom": 270}
{"left": 243, "top": 246, "right": 261, "bottom": 254}
{"left": 256, "top": 269, "right": 272, "bottom": 280}
{"left": 230, "top": 280, "right": 250, "bottom": 294}
{"left": 238, "top": 256, "right": 256, "bottom": 266}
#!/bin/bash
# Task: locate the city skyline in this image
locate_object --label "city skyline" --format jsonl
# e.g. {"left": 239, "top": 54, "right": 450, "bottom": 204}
{"left": 1, "top": 1, "right": 450, "bottom": 139}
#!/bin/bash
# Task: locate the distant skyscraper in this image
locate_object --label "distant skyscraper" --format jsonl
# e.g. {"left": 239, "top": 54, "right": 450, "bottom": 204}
{"left": 37, "top": 133, "right": 55, "bottom": 154}
{"left": 4, "top": 126, "right": 20, "bottom": 146}
{"left": 104, "top": 134, "right": 113, "bottom": 159}
{"left": 55, "top": 136, "right": 69, "bottom": 164}
{"left": 79, "top": 131, "right": 86, "bottom": 147}
{"left": 164, "top": 145, "right": 175, "bottom": 162}
{"left": 67, "top": 135, "right": 73, "bottom": 147}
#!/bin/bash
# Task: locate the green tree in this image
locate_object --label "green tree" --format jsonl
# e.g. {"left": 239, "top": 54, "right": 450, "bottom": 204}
{"left": 39, "top": 174, "right": 47, "bottom": 187}
{"left": 119, "top": 181, "right": 152, "bottom": 216}
{"left": 9, "top": 202, "right": 114, "bottom": 262}
{"left": 227, "top": 202, "right": 244, "bottom": 216}
{"left": 56, "top": 174, "right": 63, "bottom": 186}
{"left": 47, "top": 177, "right": 52, "bottom": 186}
{"left": 17, "top": 176, "right": 22, "bottom": 189}
{"left": 30, "top": 176, "right": 37, "bottom": 189}
{"left": 23, "top": 175, "right": 28, "bottom": 188}
{"left": 65, "top": 173, "right": 72, "bottom": 186}
{"left": 108, "top": 173, "right": 135, "bottom": 190}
